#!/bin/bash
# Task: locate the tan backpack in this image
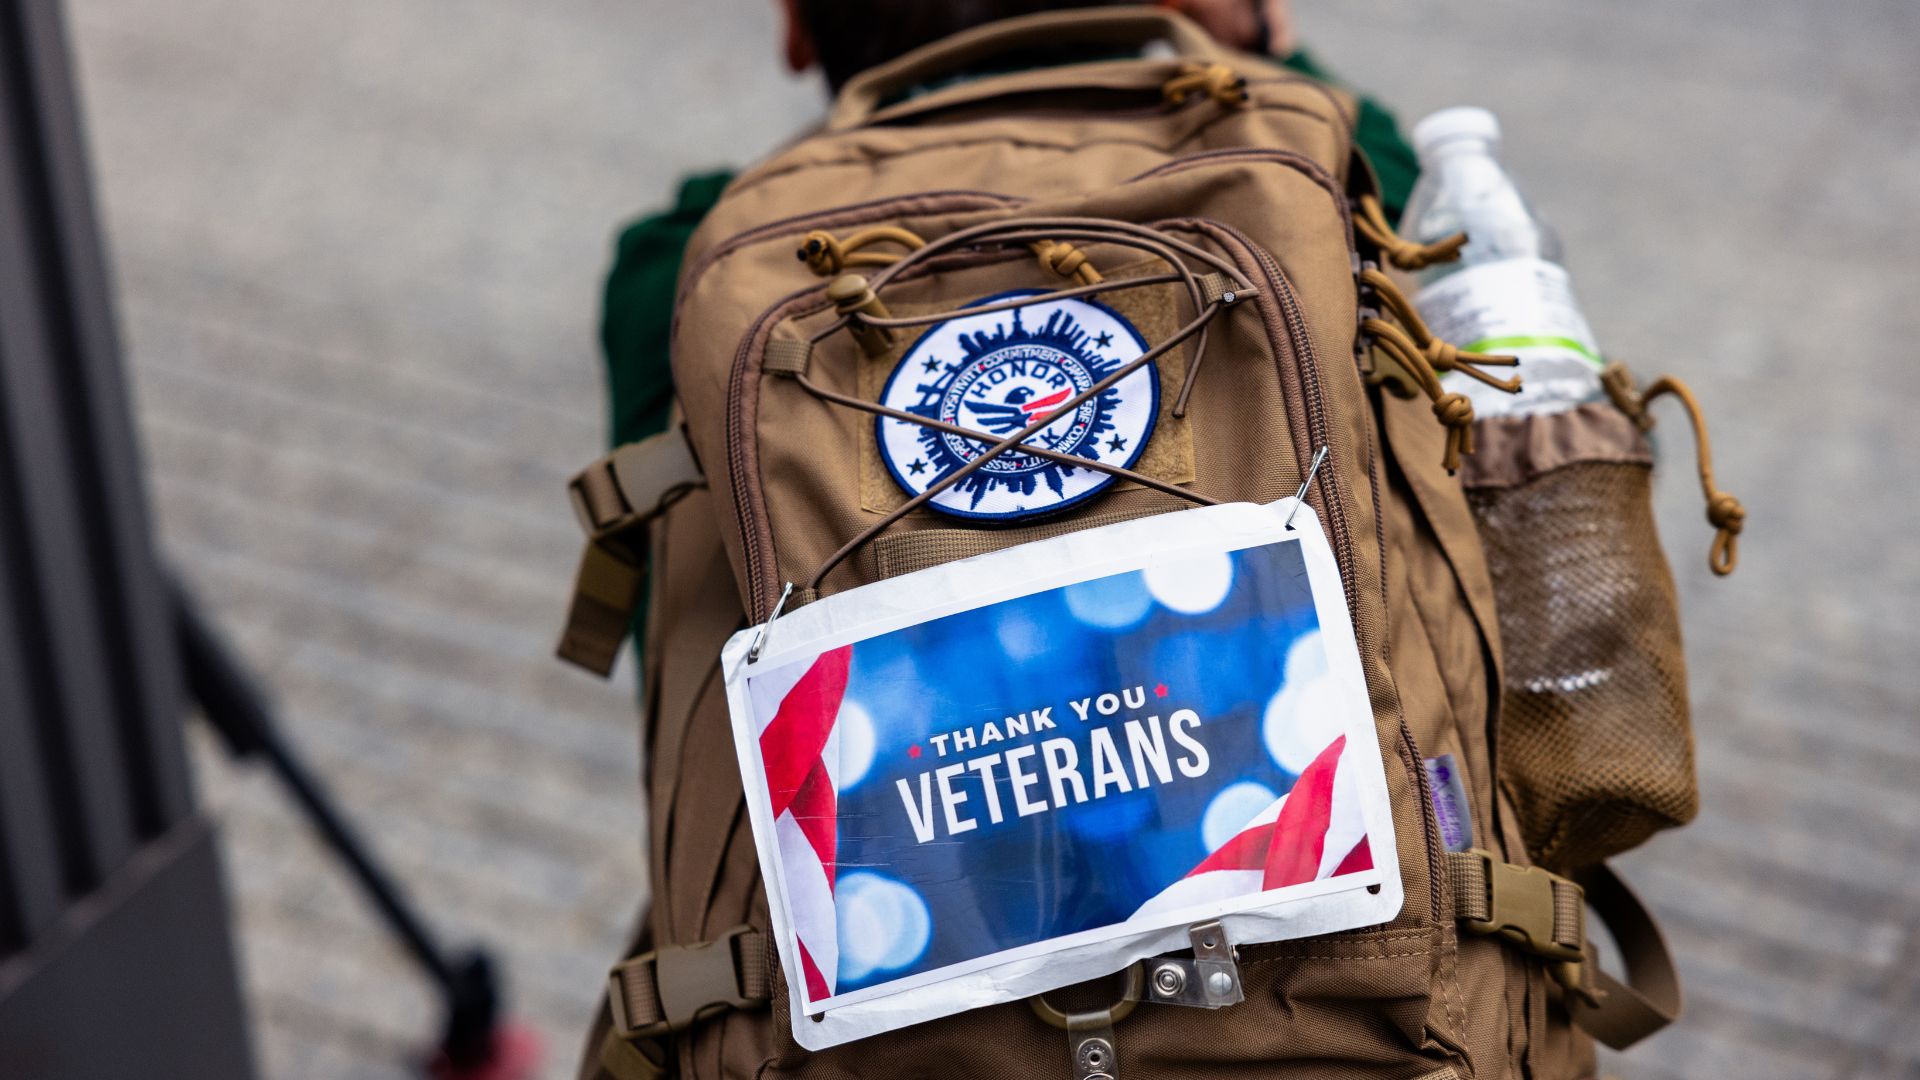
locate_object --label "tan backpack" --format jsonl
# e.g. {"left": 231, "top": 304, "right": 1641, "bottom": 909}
{"left": 558, "top": 8, "right": 1742, "bottom": 1078}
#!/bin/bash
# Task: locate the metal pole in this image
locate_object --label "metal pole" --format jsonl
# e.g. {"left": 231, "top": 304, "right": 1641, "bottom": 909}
{"left": 175, "top": 580, "right": 506, "bottom": 1068}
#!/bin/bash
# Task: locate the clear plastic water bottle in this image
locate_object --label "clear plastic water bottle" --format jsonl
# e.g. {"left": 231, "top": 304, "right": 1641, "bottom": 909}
{"left": 1401, "top": 107, "right": 1605, "bottom": 417}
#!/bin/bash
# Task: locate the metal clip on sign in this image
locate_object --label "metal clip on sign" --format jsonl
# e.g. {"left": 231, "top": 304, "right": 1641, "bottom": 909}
{"left": 1136, "top": 920, "right": 1245, "bottom": 1010}
{"left": 747, "top": 581, "right": 795, "bottom": 663}
{"left": 1030, "top": 921, "right": 1246, "bottom": 1080}
{"left": 1031, "top": 965, "right": 1140, "bottom": 1080}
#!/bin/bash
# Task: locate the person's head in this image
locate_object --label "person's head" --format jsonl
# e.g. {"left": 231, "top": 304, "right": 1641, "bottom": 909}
{"left": 778, "top": 0, "right": 1294, "bottom": 93}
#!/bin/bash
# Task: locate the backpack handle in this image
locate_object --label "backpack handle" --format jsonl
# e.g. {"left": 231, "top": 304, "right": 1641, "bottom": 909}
{"left": 827, "top": 6, "right": 1225, "bottom": 131}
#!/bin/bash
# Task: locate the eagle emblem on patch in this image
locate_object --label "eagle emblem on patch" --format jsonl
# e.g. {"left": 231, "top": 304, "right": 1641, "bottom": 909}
{"left": 875, "top": 291, "right": 1158, "bottom": 522}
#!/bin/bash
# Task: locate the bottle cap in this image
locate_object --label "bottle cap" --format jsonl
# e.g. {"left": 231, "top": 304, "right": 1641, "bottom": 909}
{"left": 1412, "top": 107, "right": 1501, "bottom": 158}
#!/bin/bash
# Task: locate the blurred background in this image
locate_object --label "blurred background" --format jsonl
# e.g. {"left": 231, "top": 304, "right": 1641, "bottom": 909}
{"left": 3, "top": 0, "right": 1912, "bottom": 1077}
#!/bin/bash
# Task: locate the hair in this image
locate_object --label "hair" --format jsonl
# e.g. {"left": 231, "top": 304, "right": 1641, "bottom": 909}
{"left": 795, "top": 0, "right": 1134, "bottom": 92}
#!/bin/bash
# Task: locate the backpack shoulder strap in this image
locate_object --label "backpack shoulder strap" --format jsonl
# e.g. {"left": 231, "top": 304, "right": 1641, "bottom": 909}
{"left": 557, "top": 428, "right": 705, "bottom": 675}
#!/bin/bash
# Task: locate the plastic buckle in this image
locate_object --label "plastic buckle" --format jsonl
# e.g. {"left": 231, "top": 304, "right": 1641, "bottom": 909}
{"left": 569, "top": 458, "right": 639, "bottom": 539}
{"left": 1460, "top": 850, "right": 1584, "bottom": 965}
{"left": 568, "top": 433, "right": 703, "bottom": 541}
{"left": 608, "top": 926, "right": 756, "bottom": 1041}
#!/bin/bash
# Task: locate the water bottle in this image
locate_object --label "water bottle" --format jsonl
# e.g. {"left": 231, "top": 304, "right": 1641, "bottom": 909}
{"left": 1401, "top": 107, "right": 1605, "bottom": 417}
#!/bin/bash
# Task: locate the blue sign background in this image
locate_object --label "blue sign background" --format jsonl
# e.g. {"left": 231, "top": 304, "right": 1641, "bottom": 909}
{"left": 829, "top": 540, "right": 1327, "bottom": 993}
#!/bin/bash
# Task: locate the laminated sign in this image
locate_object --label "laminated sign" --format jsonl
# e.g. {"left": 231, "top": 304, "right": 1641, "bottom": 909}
{"left": 723, "top": 500, "right": 1400, "bottom": 1047}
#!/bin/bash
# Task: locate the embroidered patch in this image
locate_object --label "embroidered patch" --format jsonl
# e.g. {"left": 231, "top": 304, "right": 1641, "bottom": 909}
{"left": 874, "top": 291, "right": 1157, "bottom": 522}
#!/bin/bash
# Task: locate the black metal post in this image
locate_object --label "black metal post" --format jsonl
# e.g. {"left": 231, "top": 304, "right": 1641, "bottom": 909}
{"left": 0, "top": 1, "right": 253, "bottom": 1075}
{"left": 176, "top": 581, "right": 508, "bottom": 1070}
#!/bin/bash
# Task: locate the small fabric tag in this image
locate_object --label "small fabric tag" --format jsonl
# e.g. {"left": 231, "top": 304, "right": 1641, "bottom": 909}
{"left": 1422, "top": 754, "right": 1475, "bottom": 853}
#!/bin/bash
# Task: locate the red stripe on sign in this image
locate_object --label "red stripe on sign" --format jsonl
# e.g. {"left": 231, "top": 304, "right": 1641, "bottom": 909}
{"left": 1188, "top": 821, "right": 1273, "bottom": 877}
{"left": 1261, "top": 734, "right": 1345, "bottom": 890}
{"left": 789, "top": 758, "right": 837, "bottom": 888}
{"left": 1332, "top": 835, "right": 1373, "bottom": 877}
{"left": 799, "top": 939, "right": 830, "bottom": 1003}
{"left": 760, "top": 646, "right": 852, "bottom": 816}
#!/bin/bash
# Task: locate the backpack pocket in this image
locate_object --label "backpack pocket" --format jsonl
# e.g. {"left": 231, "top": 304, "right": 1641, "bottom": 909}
{"left": 1459, "top": 402, "right": 1696, "bottom": 872}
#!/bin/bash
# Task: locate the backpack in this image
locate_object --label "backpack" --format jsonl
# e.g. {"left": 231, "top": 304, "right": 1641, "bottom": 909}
{"left": 557, "top": 8, "right": 1741, "bottom": 1078}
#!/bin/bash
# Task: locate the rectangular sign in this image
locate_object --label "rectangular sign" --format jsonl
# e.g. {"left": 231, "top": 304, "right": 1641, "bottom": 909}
{"left": 724, "top": 500, "right": 1400, "bottom": 1048}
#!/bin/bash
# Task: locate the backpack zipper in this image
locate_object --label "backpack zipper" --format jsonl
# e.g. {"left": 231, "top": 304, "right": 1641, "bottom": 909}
{"left": 673, "top": 191, "right": 1022, "bottom": 347}
{"left": 1186, "top": 219, "right": 1444, "bottom": 927}
{"left": 715, "top": 151, "right": 1359, "bottom": 620}
{"left": 709, "top": 170, "right": 1442, "bottom": 926}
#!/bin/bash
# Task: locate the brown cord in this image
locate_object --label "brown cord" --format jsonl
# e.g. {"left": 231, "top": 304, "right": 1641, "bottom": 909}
{"left": 794, "top": 372, "right": 1218, "bottom": 509}
{"left": 1623, "top": 369, "right": 1745, "bottom": 576}
{"left": 857, "top": 272, "right": 1188, "bottom": 329}
{"left": 797, "top": 226, "right": 925, "bottom": 276}
{"left": 1358, "top": 268, "right": 1520, "bottom": 471}
{"left": 808, "top": 302, "right": 1226, "bottom": 591}
{"left": 1354, "top": 194, "right": 1467, "bottom": 272}
{"left": 1030, "top": 238, "right": 1103, "bottom": 285}
{"left": 1364, "top": 317, "right": 1476, "bottom": 473}
{"left": 816, "top": 217, "right": 1249, "bottom": 416}
{"left": 800, "top": 227, "right": 1104, "bottom": 287}
{"left": 785, "top": 217, "right": 1258, "bottom": 592}
{"left": 1360, "top": 268, "right": 1521, "bottom": 392}
{"left": 1161, "top": 61, "right": 1247, "bottom": 108}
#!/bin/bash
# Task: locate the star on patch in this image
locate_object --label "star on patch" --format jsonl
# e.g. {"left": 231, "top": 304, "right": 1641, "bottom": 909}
{"left": 1154, "top": 683, "right": 1169, "bottom": 698}
{"left": 908, "top": 458, "right": 928, "bottom": 475}
{"left": 908, "top": 744, "right": 922, "bottom": 759}
{"left": 923, "top": 356, "right": 941, "bottom": 372}
{"left": 1107, "top": 435, "right": 1128, "bottom": 452}
{"left": 1095, "top": 332, "right": 1113, "bottom": 347}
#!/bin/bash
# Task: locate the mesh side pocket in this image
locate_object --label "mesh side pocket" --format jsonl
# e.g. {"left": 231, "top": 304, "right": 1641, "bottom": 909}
{"left": 1464, "top": 408, "right": 1697, "bottom": 871}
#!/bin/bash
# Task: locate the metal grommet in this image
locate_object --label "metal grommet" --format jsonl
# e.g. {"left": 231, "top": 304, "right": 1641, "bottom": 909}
{"left": 1028, "top": 964, "right": 1145, "bottom": 1030}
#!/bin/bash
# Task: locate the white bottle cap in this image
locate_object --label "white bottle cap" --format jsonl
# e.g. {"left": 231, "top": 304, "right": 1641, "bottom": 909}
{"left": 1412, "top": 107, "right": 1501, "bottom": 158}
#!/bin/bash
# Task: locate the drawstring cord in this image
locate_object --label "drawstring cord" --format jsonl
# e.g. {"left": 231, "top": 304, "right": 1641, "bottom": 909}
{"left": 1602, "top": 364, "right": 1746, "bottom": 576}
{"left": 1360, "top": 269, "right": 1522, "bottom": 392}
{"left": 1364, "top": 318, "right": 1477, "bottom": 473}
{"left": 798, "top": 227, "right": 924, "bottom": 276}
{"left": 1030, "top": 238, "right": 1104, "bottom": 285}
{"left": 1360, "top": 267, "right": 1520, "bottom": 472}
{"left": 799, "top": 226, "right": 1103, "bottom": 286}
{"left": 1354, "top": 194, "right": 1467, "bottom": 272}
{"left": 1161, "top": 61, "right": 1248, "bottom": 109}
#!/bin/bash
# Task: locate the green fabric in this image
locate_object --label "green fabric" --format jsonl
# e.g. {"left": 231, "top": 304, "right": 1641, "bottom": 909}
{"left": 601, "top": 170, "right": 733, "bottom": 448}
{"left": 599, "top": 170, "right": 730, "bottom": 673}
{"left": 1278, "top": 49, "right": 1419, "bottom": 224}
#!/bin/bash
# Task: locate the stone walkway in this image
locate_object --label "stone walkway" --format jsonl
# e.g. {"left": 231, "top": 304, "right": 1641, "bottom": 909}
{"left": 67, "top": 0, "right": 1918, "bottom": 1077}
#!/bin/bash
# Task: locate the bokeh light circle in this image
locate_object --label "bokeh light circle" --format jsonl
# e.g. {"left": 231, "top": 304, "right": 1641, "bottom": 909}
{"left": 1144, "top": 551, "right": 1234, "bottom": 615}
{"left": 1202, "top": 781, "right": 1278, "bottom": 852}
{"left": 1063, "top": 572, "right": 1154, "bottom": 629}
{"left": 836, "top": 872, "right": 932, "bottom": 982}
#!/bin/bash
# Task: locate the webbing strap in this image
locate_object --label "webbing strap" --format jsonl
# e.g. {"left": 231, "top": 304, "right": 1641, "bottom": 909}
{"left": 606, "top": 926, "right": 771, "bottom": 1042}
{"left": 597, "top": 1029, "right": 666, "bottom": 1080}
{"left": 556, "top": 430, "right": 704, "bottom": 676}
{"left": 1568, "top": 864, "right": 1684, "bottom": 1050}
{"left": 1446, "top": 850, "right": 1682, "bottom": 1049}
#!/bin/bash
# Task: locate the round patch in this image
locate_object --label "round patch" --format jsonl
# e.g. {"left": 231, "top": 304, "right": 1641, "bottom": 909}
{"left": 875, "top": 291, "right": 1157, "bottom": 522}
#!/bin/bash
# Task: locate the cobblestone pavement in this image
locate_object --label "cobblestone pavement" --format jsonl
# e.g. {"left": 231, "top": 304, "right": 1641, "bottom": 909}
{"left": 67, "top": 1, "right": 1918, "bottom": 1077}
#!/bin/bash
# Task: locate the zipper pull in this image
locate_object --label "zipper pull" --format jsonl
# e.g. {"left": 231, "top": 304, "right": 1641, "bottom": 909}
{"left": 826, "top": 274, "right": 898, "bottom": 358}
